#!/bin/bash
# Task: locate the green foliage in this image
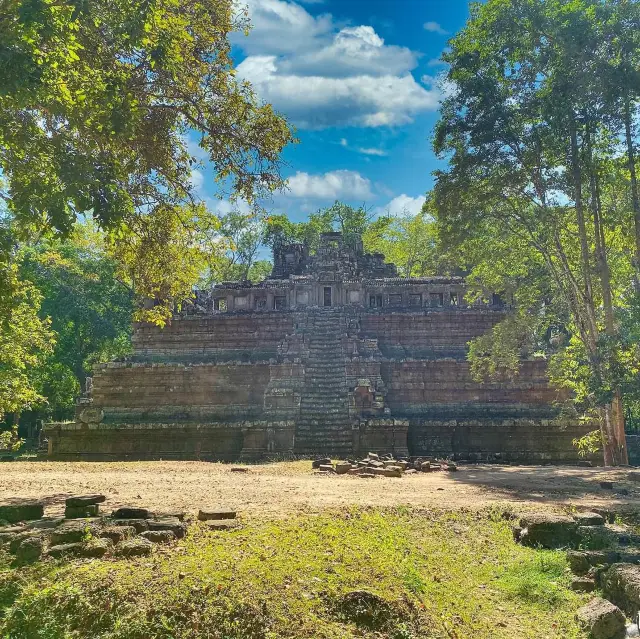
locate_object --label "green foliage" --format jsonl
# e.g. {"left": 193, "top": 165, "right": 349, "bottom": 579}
{"left": 362, "top": 210, "right": 445, "bottom": 277}
{"left": 432, "top": 0, "right": 640, "bottom": 461}
{"left": 0, "top": 0, "right": 293, "bottom": 318}
{"left": 0, "top": 261, "right": 54, "bottom": 422}
{"left": 572, "top": 430, "right": 603, "bottom": 458}
{"left": 16, "top": 221, "right": 133, "bottom": 420}
{"left": 263, "top": 202, "right": 371, "bottom": 253}
{"left": 0, "top": 426, "right": 24, "bottom": 452}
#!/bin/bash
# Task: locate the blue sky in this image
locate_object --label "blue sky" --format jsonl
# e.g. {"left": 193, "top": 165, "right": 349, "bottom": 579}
{"left": 191, "top": 0, "right": 472, "bottom": 222}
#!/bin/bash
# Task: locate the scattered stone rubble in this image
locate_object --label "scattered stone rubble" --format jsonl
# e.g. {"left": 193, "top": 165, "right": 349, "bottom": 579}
{"left": 312, "top": 452, "right": 458, "bottom": 477}
{"left": 514, "top": 510, "right": 640, "bottom": 638}
{"left": 0, "top": 496, "right": 238, "bottom": 565}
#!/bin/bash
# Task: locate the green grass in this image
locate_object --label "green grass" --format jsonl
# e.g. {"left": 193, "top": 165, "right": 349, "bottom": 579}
{"left": 0, "top": 508, "right": 588, "bottom": 638}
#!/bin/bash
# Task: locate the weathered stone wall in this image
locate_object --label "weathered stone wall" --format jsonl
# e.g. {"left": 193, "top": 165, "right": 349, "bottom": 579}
{"left": 92, "top": 362, "right": 272, "bottom": 422}
{"left": 46, "top": 421, "right": 294, "bottom": 461}
{"left": 382, "top": 360, "right": 562, "bottom": 417}
{"left": 132, "top": 313, "right": 295, "bottom": 361}
{"left": 46, "top": 306, "right": 594, "bottom": 462}
{"left": 361, "top": 309, "right": 505, "bottom": 358}
{"left": 408, "top": 418, "right": 590, "bottom": 463}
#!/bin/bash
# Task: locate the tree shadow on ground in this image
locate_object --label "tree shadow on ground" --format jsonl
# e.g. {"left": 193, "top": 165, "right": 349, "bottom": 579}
{"left": 446, "top": 464, "right": 640, "bottom": 510}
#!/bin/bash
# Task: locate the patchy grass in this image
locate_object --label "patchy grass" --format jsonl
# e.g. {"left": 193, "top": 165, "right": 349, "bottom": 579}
{"left": 0, "top": 508, "right": 588, "bottom": 638}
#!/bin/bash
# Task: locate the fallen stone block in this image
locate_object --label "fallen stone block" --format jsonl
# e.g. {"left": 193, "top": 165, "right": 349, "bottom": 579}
{"left": 111, "top": 507, "right": 152, "bottom": 520}
{"left": 575, "top": 512, "right": 606, "bottom": 527}
{"left": 65, "top": 494, "right": 106, "bottom": 508}
{"left": 383, "top": 466, "right": 402, "bottom": 478}
{"left": 601, "top": 563, "right": 640, "bottom": 617}
{"left": 335, "top": 462, "right": 352, "bottom": 475}
{"left": 157, "top": 511, "right": 186, "bottom": 522}
{"left": 518, "top": 513, "right": 577, "bottom": 549}
{"left": 112, "top": 518, "right": 149, "bottom": 533}
{"left": 0, "top": 501, "right": 44, "bottom": 524}
{"left": 367, "top": 453, "right": 379, "bottom": 460}
{"left": 0, "top": 527, "right": 27, "bottom": 547}
{"left": 28, "top": 517, "right": 64, "bottom": 530}
{"left": 50, "top": 520, "right": 99, "bottom": 546}
{"left": 47, "top": 543, "right": 85, "bottom": 559}
{"left": 312, "top": 458, "right": 331, "bottom": 469}
{"left": 140, "top": 530, "right": 175, "bottom": 544}
{"left": 578, "top": 525, "right": 619, "bottom": 550}
{"left": 230, "top": 467, "right": 249, "bottom": 473}
{"left": 571, "top": 577, "right": 596, "bottom": 593}
{"left": 446, "top": 462, "right": 458, "bottom": 472}
{"left": 148, "top": 518, "right": 187, "bottom": 539}
{"left": 576, "top": 597, "right": 625, "bottom": 639}
{"left": 318, "top": 464, "right": 335, "bottom": 473}
{"left": 82, "top": 538, "right": 110, "bottom": 558}
{"left": 567, "top": 550, "right": 622, "bottom": 576}
{"left": 100, "top": 525, "right": 136, "bottom": 544}
{"left": 198, "top": 509, "right": 236, "bottom": 522}
{"left": 15, "top": 537, "right": 44, "bottom": 563}
{"left": 65, "top": 504, "right": 100, "bottom": 519}
{"left": 9, "top": 531, "right": 42, "bottom": 554}
{"left": 420, "top": 461, "right": 431, "bottom": 472}
{"left": 404, "top": 469, "right": 418, "bottom": 475}
{"left": 115, "top": 538, "right": 153, "bottom": 557}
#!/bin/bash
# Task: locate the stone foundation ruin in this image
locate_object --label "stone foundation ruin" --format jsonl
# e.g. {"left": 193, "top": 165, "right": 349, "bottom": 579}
{"left": 45, "top": 232, "right": 592, "bottom": 461}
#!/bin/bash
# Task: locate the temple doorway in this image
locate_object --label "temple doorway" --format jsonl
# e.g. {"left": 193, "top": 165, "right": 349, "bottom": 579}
{"left": 323, "top": 287, "right": 332, "bottom": 307}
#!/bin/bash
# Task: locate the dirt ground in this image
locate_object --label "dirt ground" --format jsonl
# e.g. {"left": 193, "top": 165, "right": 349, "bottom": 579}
{"left": 0, "top": 460, "right": 639, "bottom": 519}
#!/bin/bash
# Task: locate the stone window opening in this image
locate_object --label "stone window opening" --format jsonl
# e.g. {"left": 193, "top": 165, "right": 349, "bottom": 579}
{"left": 409, "top": 294, "right": 422, "bottom": 307}
{"left": 429, "top": 293, "right": 444, "bottom": 308}
{"left": 388, "top": 294, "right": 402, "bottom": 307}
{"left": 214, "top": 298, "right": 227, "bottom": 312}
{"left": 369, "top": 295, "right": 383, "bottom": 308}
{"left": 254, "top": 297, "right": 267, "bottom": 310}
{"left": 274, "top": 296, "right": 287, "bottom": 310}
{"left": 450, "top": 292, "right": 459, "bottom": 306}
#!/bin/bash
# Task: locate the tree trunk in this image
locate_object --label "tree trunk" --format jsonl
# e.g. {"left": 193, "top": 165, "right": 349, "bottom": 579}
{"left": 586, "top": 121, "right": 628, "bottom": 465}
{"left": 624, "top": 91, "right": 640, "bottom": 277}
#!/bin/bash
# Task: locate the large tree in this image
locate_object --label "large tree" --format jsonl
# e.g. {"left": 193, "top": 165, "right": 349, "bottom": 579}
{"left": 433, "top": 0, "right": 640, "bottom": 465}
{"left": 0, "top": 0, "right": 293, "bottom": 321}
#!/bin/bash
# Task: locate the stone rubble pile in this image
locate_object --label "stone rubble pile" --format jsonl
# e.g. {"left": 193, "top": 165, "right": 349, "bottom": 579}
{"left": 514, "top": 510, "right": 640, "bottom": 638}
{"left": 0, "top": 497, "right": 238, "bottom": 565}
{"left": 312, "top": 453, "right": 458, "bottom": 477}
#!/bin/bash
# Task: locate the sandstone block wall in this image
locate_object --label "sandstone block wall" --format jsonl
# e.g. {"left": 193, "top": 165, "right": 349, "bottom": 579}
{"left": 132, "top": 313, "right": 295, "bottom": 360}
{"left": 382, "top": 360, "right": 563, "bottom": 418}
{"left": 92, "top": 362, "right": 272, "bottom": 422}
{"left": 46, "top": 307, "right": 594, "bottom": 462}
{"left": 408, "top": 418, "right": 592, "bottom": 463}
{"left": 361, "top": 310, "right": 505, "bottom": 358}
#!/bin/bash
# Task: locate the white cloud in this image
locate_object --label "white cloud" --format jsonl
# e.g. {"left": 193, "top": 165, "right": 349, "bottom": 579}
{"left": 340, "top": 138, "right": 348, "bottom": 146}
{"left": 423, "top": 21, "right": 448, "bottom": 35}
{"left": 189, "top": 169, "right": 205, "bottom": 192}
{"left": 235, "top": 0, "right": 441, "bottom": 129}
{"left": 279, "top": 25, "right": 417, "bottom": 78}
{"left": 376, "top": 194, "right": 426, "bottom": 217}
{"left": 286, "top": 170, "right": 373, "bottom": 199}
{"left": 234, "top": 0, "right": 333, "bottom": 56}
{"left": 238, "top": 56, "right": 440, "bottom": 128}
{"left": 206, "top": 197, "right": 252, "bottom": 215}
{"left": 357, "top": 147, "right": 387, "bottom": 157}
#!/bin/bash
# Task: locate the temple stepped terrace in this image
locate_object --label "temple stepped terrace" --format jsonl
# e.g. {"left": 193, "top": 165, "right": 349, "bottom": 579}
{"left": 45, "top": 232, "right": 592, "bottom": 461}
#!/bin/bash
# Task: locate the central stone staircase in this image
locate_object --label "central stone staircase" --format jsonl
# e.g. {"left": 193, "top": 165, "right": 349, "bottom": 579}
{"left": 295, "top": 307, "right": 352, "bottom": 456}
